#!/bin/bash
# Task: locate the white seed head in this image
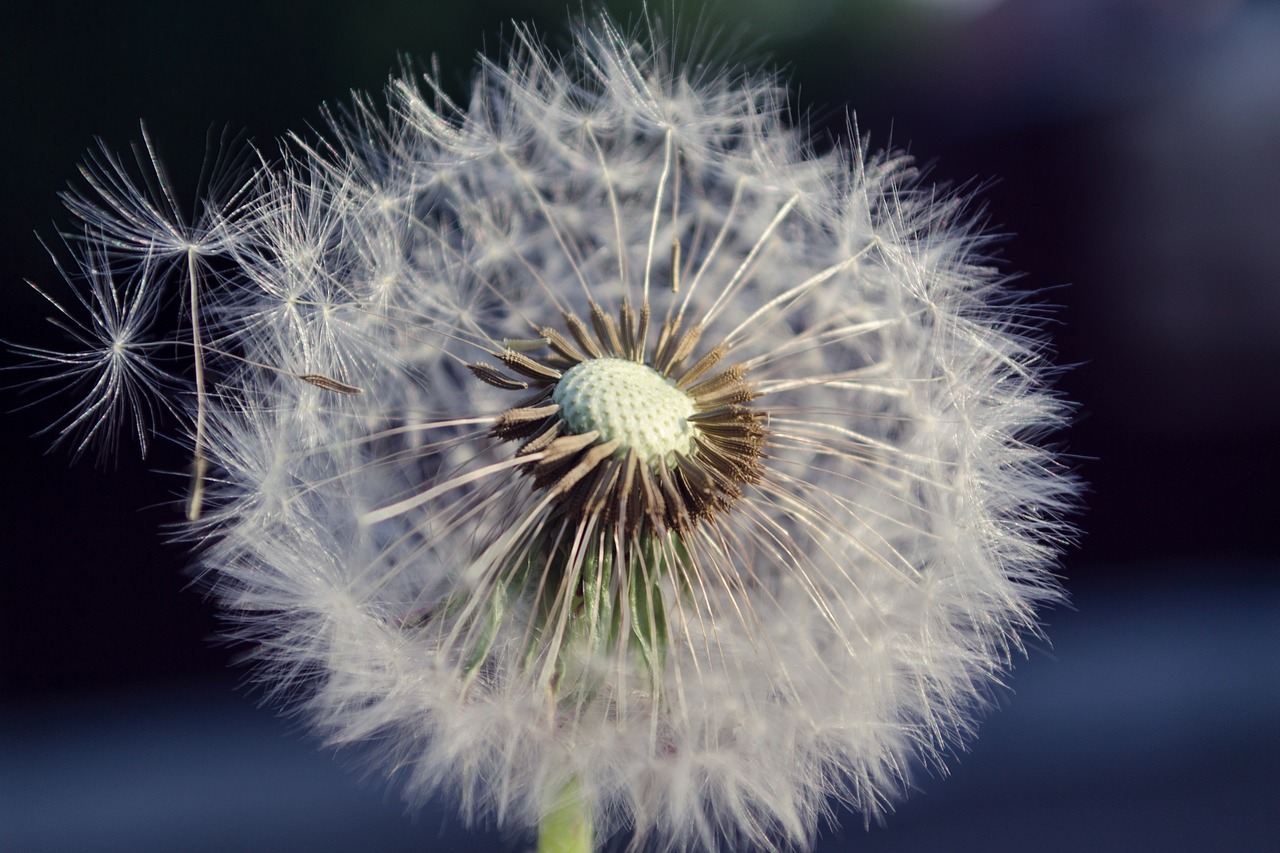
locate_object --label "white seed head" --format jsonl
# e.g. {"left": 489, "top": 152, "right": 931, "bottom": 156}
{"left": 20, "top": 12, "right": 1079, "bottom": 853}
{"left": 553, "top": 357, "right": 696, "bottom": 465}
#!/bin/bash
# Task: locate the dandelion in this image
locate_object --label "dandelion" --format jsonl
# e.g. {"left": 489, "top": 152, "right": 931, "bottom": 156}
{"left": 18, "top": 14, "right": 1076, "bottom": 852}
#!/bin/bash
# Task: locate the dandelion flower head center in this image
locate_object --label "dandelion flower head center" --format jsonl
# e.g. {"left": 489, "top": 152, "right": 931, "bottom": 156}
{"left": 553, "top": 358, "right": 695, "bottom": 466}
{"left": 469, "top": 300, "right": 767, "bottom": 535}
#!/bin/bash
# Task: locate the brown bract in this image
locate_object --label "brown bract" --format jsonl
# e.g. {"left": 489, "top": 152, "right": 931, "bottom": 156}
{"left": 469, "top": 299, "right": 767, "bottom": 539}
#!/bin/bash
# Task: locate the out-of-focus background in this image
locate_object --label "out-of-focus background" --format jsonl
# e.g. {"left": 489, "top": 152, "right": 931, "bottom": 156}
{"left": 3, "top": 1, "right": 1277, "bottom": 850}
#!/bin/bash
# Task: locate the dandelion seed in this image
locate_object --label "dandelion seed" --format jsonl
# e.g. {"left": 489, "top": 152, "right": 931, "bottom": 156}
{"left": 298, "top": 373, "right": 364, "bottom": 395}
{"left": 10, "top": 242, "right": 171, "bottom": 462}
{"left": 16, "top": 14, "right": 1077, "bottom": 853}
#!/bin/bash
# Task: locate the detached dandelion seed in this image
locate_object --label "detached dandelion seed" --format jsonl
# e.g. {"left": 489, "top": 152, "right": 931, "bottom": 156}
{"left": 17, "top": 14, "right": 1077, "bottom": 852}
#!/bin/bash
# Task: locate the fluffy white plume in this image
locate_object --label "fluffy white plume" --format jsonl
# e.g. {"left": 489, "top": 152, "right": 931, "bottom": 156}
{"left": 22, "top": 15, "right": 1076, "bottom": 852}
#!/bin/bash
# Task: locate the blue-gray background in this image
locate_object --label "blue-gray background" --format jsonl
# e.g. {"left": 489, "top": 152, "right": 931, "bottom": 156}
{"left": 3, "top": 1, "right": 1277, "bottom": 850}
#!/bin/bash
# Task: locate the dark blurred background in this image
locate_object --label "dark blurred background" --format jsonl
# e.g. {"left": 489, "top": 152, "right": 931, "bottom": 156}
{"left": 2, "top": 1, "right": 1277, "bottom": 850}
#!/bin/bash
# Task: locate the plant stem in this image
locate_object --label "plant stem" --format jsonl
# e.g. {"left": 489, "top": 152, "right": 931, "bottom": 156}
{"left": 538, "top": 777, "right": 593, "bottom": 853}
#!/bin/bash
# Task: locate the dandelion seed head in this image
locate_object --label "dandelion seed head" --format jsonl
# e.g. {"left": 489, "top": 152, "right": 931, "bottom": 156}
{"left": 16, "top": 12, "right": 1078, "bottom": 852}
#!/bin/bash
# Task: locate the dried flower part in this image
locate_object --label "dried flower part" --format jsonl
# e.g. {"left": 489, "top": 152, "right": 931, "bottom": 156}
{"left": 472, "top": 301, "right": 765, "bottom": 539}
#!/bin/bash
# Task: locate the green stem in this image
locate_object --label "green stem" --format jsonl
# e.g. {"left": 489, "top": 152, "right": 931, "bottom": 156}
{"left": 538, "top": 777, "right": 593, "bottom": 853}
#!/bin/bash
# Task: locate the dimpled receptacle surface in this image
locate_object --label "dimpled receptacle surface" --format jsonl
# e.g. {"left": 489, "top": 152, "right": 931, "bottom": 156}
{"left": 552, "top": 358, "right": 696, "bottom": 465}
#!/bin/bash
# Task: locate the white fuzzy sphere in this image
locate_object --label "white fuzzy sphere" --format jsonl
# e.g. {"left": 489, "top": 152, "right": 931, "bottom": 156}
{"left": 26, "top": 14, "right": 1077, "bottom": 853}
